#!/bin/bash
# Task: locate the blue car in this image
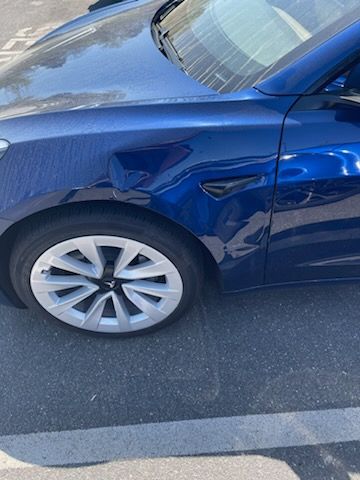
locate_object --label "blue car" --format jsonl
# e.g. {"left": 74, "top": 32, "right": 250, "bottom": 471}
{"left": 0, "top": 0, "right": 359, "bottom": 335}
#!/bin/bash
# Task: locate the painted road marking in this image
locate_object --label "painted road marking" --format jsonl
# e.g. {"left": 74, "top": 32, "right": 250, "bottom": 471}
{"left": 2, "top": 39, "right": 34, "bottom": 51}
{"left": 0, "top": 407, "right": 359, "bottom": 470}
{"left": 0, "top": 25, "right": 58, "bottom": 64}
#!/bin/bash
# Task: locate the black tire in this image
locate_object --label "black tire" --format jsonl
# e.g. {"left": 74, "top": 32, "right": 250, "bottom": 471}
{"left": 9, "top": 205, "right": 203, "bottom": 336}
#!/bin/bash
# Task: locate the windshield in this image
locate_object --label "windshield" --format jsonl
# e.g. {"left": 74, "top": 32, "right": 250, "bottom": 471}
{"left": 155, "top": 0, "right": 359, "bottom": 93}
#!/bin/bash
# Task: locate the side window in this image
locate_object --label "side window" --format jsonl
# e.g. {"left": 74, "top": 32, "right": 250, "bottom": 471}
{"left": 324, "top": 63, "right": 360, "bottom": 95}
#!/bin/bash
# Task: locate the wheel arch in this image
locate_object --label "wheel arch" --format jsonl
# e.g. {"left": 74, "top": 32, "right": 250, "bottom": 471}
{"left": 0, "top": 200, "right": 220, "bottom": 307}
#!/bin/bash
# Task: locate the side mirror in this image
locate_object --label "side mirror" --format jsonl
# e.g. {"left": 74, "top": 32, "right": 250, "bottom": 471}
{"left": 324, "top": 74, "right": 347, "bottom": 93}
{"left": 344, "top": 63, "right": 360, "bottom": 91}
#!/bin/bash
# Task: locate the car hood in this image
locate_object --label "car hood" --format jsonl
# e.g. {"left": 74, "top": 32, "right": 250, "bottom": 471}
{"left": 0, "top": 0, "right": 214, "bottom": 120}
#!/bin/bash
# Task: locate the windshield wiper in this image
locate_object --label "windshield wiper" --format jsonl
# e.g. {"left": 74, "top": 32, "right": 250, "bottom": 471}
{"left": 153, "top": 24, "right": 185, "bottom": 71}
{"left": 157, "top": 0, "right": 186, "bottom": 21}
{"left": 152, "top": 0, "right": 186, "bottom": 71}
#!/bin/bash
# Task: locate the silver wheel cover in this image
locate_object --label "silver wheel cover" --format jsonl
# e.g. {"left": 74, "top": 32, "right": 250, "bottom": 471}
{"left": 30, "top": 236, "right": 184, "bottom": 333}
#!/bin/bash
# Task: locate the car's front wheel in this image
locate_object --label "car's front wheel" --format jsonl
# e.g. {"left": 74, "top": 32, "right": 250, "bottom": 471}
{"left": 10, "top": 206, "right": 203, "bottom": 335}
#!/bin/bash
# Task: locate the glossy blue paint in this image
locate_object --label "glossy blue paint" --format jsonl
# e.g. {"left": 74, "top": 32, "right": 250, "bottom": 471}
{"left": 0, "top": 90, "right": 296, "bottom": 291}
{"left": 38, "top": 0, "right": 141, "bottom": 44}
{"left": 0, "top": 0, "right": 212, "bottom": 119}
{"left": 268, "top": 94, "right": 360, "bottom": 283}
{"left": 0, "top": 0, "right": 359, "bottom": 306}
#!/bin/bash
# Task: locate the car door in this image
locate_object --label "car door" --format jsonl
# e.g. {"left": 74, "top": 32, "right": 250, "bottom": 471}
{"left": 267, "top": 63, "right": 360, "bottom": 284}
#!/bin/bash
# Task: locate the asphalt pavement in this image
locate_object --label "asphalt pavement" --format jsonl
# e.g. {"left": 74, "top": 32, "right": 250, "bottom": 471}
{"left": 0, "top": 1, "right": 360, "bottom": 479}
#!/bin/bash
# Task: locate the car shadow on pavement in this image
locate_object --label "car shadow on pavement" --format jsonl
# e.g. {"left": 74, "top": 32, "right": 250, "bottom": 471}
{"left": 0, "top": 280, "right": 359, "bottom": 477}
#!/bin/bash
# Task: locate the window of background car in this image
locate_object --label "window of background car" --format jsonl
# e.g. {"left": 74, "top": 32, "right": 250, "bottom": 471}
{"left": 156, "top": 0, "right": 359, "bottom": 93}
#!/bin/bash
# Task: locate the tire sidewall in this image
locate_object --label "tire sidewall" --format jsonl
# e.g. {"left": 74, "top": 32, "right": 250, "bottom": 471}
{"left": 10, "top": 216, "right": 202, "bottom": 336}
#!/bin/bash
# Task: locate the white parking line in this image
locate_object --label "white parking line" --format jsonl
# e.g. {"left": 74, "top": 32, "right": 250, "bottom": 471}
{"left": 0, "top": 407, "right": 359, "bottom": 470}
{"left": 0, "top": 25, "right": 58, "bottom": 65}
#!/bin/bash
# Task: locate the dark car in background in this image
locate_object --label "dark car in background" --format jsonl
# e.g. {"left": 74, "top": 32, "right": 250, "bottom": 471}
{"left": 88, "top": 0, "right": 127, "bottom": 12}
